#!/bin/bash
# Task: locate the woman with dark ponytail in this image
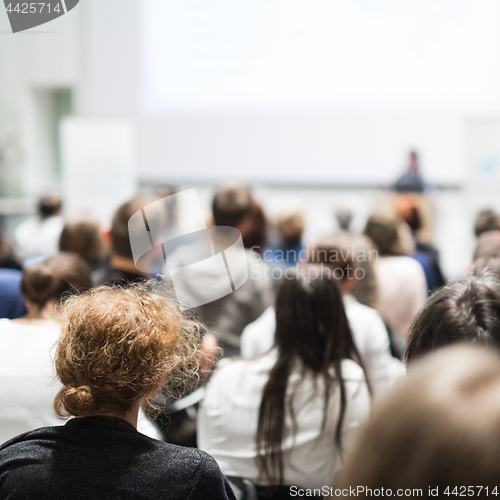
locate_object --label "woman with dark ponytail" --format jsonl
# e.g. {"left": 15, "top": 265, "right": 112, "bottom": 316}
{"left": 198, "top": 265, "right": 371, "bottom": 495}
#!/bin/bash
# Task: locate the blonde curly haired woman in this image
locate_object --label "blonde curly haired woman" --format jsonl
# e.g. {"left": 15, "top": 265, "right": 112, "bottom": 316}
{"left": 0, "top": 285, "right": 235, "bottom": 500}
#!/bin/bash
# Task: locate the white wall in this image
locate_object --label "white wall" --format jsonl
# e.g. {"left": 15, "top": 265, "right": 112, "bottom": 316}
{"left": 0, "top": 1, "right": 82, "bottom": 196}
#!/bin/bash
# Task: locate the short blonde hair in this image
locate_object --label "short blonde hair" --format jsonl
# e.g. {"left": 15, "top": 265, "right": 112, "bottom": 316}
{"left": 54, "top": 284, "right": 203, "bottom": 418}
{"left": 276, "top": 206, "right": 304, "bottom": 241}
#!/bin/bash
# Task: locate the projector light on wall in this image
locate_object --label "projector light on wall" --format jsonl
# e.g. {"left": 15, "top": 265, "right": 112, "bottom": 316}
{"left": 3, "top": 0, "right": 79, "bottom": 33}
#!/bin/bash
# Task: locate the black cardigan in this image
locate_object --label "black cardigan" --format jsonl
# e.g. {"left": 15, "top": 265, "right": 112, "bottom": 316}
{"left": 0, "top": 416, "right": 235, "bottom": 500}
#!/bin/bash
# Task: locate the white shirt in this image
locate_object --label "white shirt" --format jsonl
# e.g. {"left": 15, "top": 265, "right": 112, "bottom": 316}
{"left": 197, "top": 351, "right": 370, "bottom": 489}
{"left": 14, "top": 215, "right": 64, "bottom": 262}
{"left": 374, "top": 256, "right": 427, "bottom": 345}
{"left": 0, "top": 319, "right": 61, "bottom": 444}
{"left": 0, "top": 319, "right": 161, "bottom": 444}
{"left": 241, "top": 295, "right": 405, "bottom": 394}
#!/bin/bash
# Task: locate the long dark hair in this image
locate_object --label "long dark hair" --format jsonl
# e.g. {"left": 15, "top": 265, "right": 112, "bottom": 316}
{"left": 256, "top": 265, "right": 369, "bottom": 486}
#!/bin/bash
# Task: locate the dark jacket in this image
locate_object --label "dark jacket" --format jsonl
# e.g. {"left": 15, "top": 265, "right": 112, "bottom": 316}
{"left": 0, "top": 416, "right": 235, "bottom": 500}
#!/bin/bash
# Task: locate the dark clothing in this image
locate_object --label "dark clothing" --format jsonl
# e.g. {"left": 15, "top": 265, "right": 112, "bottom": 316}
{"left": 411, "top": 242, "right": 446, "bottom": 294}
{"left": 0, "top": 416, "right": 235, "bottom": 500}
{"left": 393, "top": 170, "right": 425, "bottom": 193}
{"left": 416, "top": 241, "right": 446, "bottom": 289}
{"left": 100, "top": 267, "right": 148, "bottom": 287}
{"left": 0, "top": 255, "right": 22, "bottom": 271}
{"left": 0, "top": 268, "right": 27, "bottom": 319}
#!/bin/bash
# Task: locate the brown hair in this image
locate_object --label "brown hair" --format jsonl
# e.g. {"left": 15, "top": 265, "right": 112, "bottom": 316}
{"left": 474, "top": 209, "right": 500, "bottom": 237}
{"left": 212, "top": 183, "right": 253, "bottom": 228}
{"left": 308, "top": 233, "right": 358, "bottom": 283}
{"left": 21, "top": 253, "right": 92, "bottom": 307}
{"left": 54, "top": 284, "right": 203, "bottom": 419}
{"left": 405, "top": 272, "right": 500, "bottom": 365}
{"left": 59, "top": 214, "right": 108, "bottom": 264}
{"left": 111, "top": 194, "right": 160, "bottom": 259}
{"left": 473, "top": 230, "right": 500, "bottom": 262}
{"left": 341, "top": 345, "right": 500, "bottom": 495}
{"left": 38, "top": 194, "right": 62, "bottom": 219}
{"left": 363, "top": 215, "right": 404, "bottom": 256}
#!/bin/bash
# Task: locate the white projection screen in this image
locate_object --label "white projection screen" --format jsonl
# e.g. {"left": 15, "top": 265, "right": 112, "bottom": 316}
{"left": 138, "top": 0, "right": 500, "bottom": 185}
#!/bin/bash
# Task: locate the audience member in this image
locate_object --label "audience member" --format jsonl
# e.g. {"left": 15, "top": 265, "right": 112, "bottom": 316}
{"left": 0, "top": 226, "right": 26, "bottom": 319}
{"left": 241, "top": 234, "right": 404, "bottom": 393}
{"left": 168, "top": 184, "right": 272, "bottom": 357}
{"left": 335, "top": 205, "right": 353, "bottom": 233}
{"left": 396, "top": 194, "right": 446, "bottom": 293}
{"left": 0, "top": 268, "right": 27, "bottom": 319}
{"left": 348, "top": 234, "right": 379, "bottom": 309}
{"left": 363, "top": 215, "right": 427, "bottom": 355}
{"left": 0, "top": 228, "right": 22, "bottom": 271}
{"left": 100, "top": 194, "right": 162, "bottom": 286}
{"left": 266, "top": 202, "right": 305, "bottom": 267}
{"left": 405, "top": 271, "right": 500, "bottom": 365}
{"left": 340, "top": 345, "right": 500, "bottom": 495}
{"left": 474, "top": 208, "right": 500, "bottom": 237}
{"left": 59, "top": 213, "right": 108, "bottom": 284}
{"left": 14, "top": 194, "right": 64, "bottom": 262}
{"left": 473, "top": 229, "right": 500, "bottom": 262}
{"left": 198, "top": 266, "right": 370, "bottom": 494}
{"left": 0, "top": 253, "right": 91, "bottom": 444}
{"left": 0, "top": 285, "right": 235, "bottom": 500}
{"left": 241, "top": 198, "right": 268, "bottom": 255}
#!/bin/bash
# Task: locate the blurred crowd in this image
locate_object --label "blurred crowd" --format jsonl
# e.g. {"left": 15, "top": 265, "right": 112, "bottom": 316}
{"left": 1, "top": 182, "right": 500, "bottom": 499}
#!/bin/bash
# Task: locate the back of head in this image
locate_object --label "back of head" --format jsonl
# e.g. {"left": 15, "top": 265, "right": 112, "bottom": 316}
{"left": 474, "top": 208, "right": 500, "bottom": 237}
{"left": 363, "top": 215, "right": 403, "bottom": 256}
{"left": 259, "top": 266, "right": 364, "bottom": 486}
{"left": 405, "top": 271, "right": 500, "bottom": 365}
{"left": 341, "top": 345, "right": 500, "bottom": 493}
{"left": 54, "top": 285, "right": 202, "bottom": 418}
{"left": 38, "top": 194, "right": 62, "bottom": 219}
{"left": 276, "top": 204, "right": 304, "bottom": 242}
{"left": 395, "top": 194, "right": 422, "bottom": 233}
{"left": 59, "top": 213, "right": 107, "bottom": 264}
{"left": 307, "top": 233, "right": 357, "bottom": 285}
{"left": 335, "top": 206, "right": 353, "bottom": 232}
{"left": 274, "top": 265, "right": 356, "bottom": 371}
{"left": 21, "top": 253, "right": 92, "bottom": 308}
{"left": 111, "top": 194, "right": 160, "bottom": 259}
{"left": 212, "top": 183, "right": 252, "bottom": 228}
{"left": 473, "top": 230, "right": 500, "bottom": 262}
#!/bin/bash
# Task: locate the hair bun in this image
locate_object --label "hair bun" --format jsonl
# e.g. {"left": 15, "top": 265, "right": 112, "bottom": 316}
{"left": 55, "top": 385, "right": 95, "bottom": 417}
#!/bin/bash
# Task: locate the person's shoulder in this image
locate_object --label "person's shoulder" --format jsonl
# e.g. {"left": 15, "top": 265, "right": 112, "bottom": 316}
{"left": 345, "top": 295, "right": 378, "bottom": 318}
{"left": 0, "top": 426, "right": 62, "bottom": 456}
{"left": 345, "top": 295, "right": 385, "bottom": 328}
{"left": 340, "top": 358, "right": 368, "bottom": 382}
{"left": 209, "top": 351, "right": 277, "bottom": 386}
{"left": 379, "top": 255, "right": 424, "bottom": 276}
{"left": 0, "top": 267, "right": 23, "bottom": 283}
{"left": 149, "top": 444, "right": 233, "bottom": 499}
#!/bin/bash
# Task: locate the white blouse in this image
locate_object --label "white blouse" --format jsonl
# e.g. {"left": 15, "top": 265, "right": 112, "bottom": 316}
{"left": 241, "top": 295, "right": 405, "bottom": 395}
{"left": 197, "top": 351, "right": 370, "bottom": 490}
{"left": 0, "top": 319, "right": 61, "bottom": 444}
